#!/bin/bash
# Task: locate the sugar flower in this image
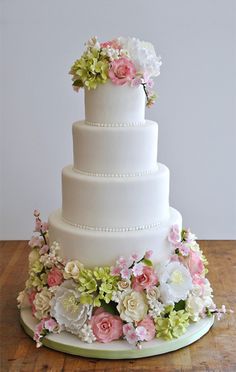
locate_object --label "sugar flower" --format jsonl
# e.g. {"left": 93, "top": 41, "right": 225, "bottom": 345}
{"left": 117, "top": 289, "right": 148, "bottom": 322}
{"left": 157, "top": 261, "right": 193, "bottom": 305}
{"left": 132, "top": 266, "right": 158, "bottom": 292}
{"left": 89, "top": 310, "right": 123, "bottom": 343}
{"left": 137, "top": 317, "right": 156, "bottom": 341}
{"left": 50, "top": 280, "right": 91, "bottom": 335}
{"left": 118, "top": 37, "right": 162, "bottom": 77}
{"left": 47, "top": 266, "right": 64, "bottom": 287}
{"left": 64, "top": 260, "right": 84, "bottom": 281}
{"left": 168, "top": 224, "right": 181, "bottom": 245}
{"left": 33, "top": 288, "right": 52, "bottom": 320}
{"left": 108, "top": 57, "right": 136, "bottom": 86}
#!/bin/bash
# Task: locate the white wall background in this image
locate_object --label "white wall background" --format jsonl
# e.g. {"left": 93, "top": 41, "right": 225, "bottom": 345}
{"left": 1, "top": 0, "right": 236, "bottom": 240}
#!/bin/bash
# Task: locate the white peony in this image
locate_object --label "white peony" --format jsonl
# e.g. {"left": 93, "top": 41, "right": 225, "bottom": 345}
{"left": 118, "top": 36, "right": 162, "bottom": 77}
{"left": 50, "top": 280, "right": 91, "bottom": 336}
{"left": 117, "top": 289, "right": 148, "bottom": 322}
{"left": 64, "top": 260, "right": 84, "bottom": 280}
{"left": 34, "top": 288, "right": 52, "bottom": 320}
{"left": 156, "top": 261, "right": 193, "bottom": 305}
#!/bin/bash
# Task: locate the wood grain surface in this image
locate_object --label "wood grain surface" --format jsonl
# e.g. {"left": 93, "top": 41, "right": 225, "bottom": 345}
{"left": 0, "top": 240, "right": 235, "bottom": 372}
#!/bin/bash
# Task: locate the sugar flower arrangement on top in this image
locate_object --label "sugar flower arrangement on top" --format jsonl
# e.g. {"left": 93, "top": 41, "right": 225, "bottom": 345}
{"left": 69, "top": 36, "right": 162, "bottom": 107}
{"left": 17, "top": 211, "right": 232, "bottom": 349}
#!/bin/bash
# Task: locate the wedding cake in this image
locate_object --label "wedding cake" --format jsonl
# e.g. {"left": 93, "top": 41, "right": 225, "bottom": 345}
{"left": 18, "top": 37, "right": 226, "bottom": 359}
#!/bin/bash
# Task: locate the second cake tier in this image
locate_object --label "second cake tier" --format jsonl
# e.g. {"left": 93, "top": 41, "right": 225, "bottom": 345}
{"left": 62, "top": 163, "right": 170, "bottom": 230}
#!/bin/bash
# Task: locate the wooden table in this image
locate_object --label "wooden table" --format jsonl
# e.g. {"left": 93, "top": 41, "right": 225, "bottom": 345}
{"left": 0, "top": 240, "right": 235, "bottom": 372}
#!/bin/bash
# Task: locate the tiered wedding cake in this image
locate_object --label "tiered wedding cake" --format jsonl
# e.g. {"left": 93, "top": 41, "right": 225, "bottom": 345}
{"left": 48, "top": 80, "right": 182, "bottom": 268}
{"left": 18, "top": 37, "right": 223, "bottom": 359}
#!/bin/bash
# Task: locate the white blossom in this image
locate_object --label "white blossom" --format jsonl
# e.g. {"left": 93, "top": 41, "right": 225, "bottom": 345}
{"left": 156, "top": 261, "right": 193, "bottom": 305}
{"left": 118, "top": 37, "right": 162, "bottom": 77}
{"left": 78, "top": 324, "right": 96, "bottom": 343}
{"left": 50, "top": 280, "right": 91, "bottom": 336}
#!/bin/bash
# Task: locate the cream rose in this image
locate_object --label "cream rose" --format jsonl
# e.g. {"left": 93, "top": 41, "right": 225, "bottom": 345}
{"left": 117, "top": 290, "right": 148, "bottom": 322}
{"left": 33, "top": 288, "right": 52, "bottom": 320}
{"left": 117, "top": 279, "right": 130, "bottom": 291}
{"left": 64, "top": 260, "right": 84, "bottom": 280}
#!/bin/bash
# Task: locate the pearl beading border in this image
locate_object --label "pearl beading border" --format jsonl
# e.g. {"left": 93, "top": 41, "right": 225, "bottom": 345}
{"left": 85, "top": 120, "right": 146, "bottom": 127}
{"left": 62, "top": 217, "right": 159, "bottom": 232}
{"left": 72, "top": 167, "right": 159, "bottom": 178}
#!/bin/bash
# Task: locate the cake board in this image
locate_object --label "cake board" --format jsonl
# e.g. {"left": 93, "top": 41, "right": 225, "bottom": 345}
{"left": 20, "top": 308, "right": 214, "bottom": 359}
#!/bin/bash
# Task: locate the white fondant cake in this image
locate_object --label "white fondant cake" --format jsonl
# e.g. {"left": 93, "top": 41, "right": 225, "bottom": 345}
{"left": 48, "top": 81, "right": 180, "bottom": 266}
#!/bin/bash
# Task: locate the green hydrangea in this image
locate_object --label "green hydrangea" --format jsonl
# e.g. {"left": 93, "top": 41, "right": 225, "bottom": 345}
{"left": 26, "top": 270, "right": 47, "bottom": 290}
{"left": 77, "top": 267, "right": 119, "bottom": 306}
{"left": 94, "top": 267, "right": 119, "bottom": 304}
{"left": 155, "top": 310, "right": 190, "bottom": 340}
{"left": 69, "top": 47, "right": 109, "bottom": 90}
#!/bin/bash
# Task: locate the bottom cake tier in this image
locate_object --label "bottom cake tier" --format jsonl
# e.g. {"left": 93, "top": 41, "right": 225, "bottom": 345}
{"left": 20, "top": 308, "right": 214, "bottom": 359}
{"left": 48, "top": 207, "right": 182, "bottom": 267}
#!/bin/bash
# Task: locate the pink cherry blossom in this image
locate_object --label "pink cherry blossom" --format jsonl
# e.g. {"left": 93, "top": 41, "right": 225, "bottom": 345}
{"left": 130, "top": 77, "right": 142, "bottom": 87}
{"left": 29, "top": 235, "right": 42, "bottom": 248}
{"left": 39, "top": 245, "right": 49, "bottom": 255}
{"left": 124, "top": 329, "right": 139, "bottom": 345}
{"left": 41, "top": 222, "right": 48, "bottom": 233}
{"left": 137, "top": 317, "right": 156, "bottom": 341}
{"left": 145, "top": 250, "right": 153, "bottom": 259}
{"left": 132, "top": 263, "right": 144, "bottom": 277}
{"left": 132, "top": 266, "right": 158, "bottom": 291}
{"left": 168, "top": 224, "right": 181, "bottom": 245}
{"left": 110, "top": 266, "right": 121, "bottom": 276}
{"left": 101, "top": 39, "right": 121, "bottom": 49}
{"left": 44, "top": 318, "right": 58, "bottom": 332}
{"left": 34, "top": 219, "right": 42, "bottom": 232}
{"left": 89, "top": 311, "right": 123, "bottom": 343}
{"left": 123, "top": 323, "right": 133, "bottom": 334}
{"left": 34, "top": 209, "right": 40, "bottom": 217}
{"left": 120, "top": 267, "right": 132, "bottom": 280}
{"left": 177, "top": 243, "right": 190, "bottom": 257}
{"left": 135, "top": 326, "right": 147, "bottom": 341}
{"left": 109, "top": 57, "right": 136, "bottom": 86}
{"left": 47, "top": 267, "right": 64, "bottom": 287}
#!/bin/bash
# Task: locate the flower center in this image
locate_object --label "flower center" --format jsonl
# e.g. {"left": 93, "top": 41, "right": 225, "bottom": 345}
{"left": 62, "top": 294, "right": 79, "bottom": 313}
{"left": 170, "top": 270, "right": 184, "bottom": 284}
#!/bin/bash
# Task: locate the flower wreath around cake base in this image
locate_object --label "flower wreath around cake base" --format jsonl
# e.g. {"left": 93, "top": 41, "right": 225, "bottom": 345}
{"left": 17, "top": 211, "right": 232, "bottom": 349}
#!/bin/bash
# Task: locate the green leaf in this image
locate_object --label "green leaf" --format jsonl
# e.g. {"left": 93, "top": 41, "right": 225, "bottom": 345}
{"left": 142, "top": 259, "right": 153, "bottom": 267}
{"left": 99, "top": 300, "right": 119, "bottom": 315}
{"left": 174, "top": 300, "right": 186, "bottom": 311}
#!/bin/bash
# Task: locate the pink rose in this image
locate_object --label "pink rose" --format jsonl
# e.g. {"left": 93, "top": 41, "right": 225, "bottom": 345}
{"left": 132, "top": 266, "right": 158, "bottom": 292}
{"left": 47, "top": 267, "right": 64, "bottom": 287}
{"left": 89, "top": 310, "right": 123, "bottom": 343}
{"left": 186, "top": 250, "right": 204, "bottom": 278}
{"left": 28, "top": 290, "right": 37, "bottom": 316}
{"left": 168, "top": 224, "right": 181, "bottom": 245}
{"left": 109, "top": 57, "right": 136, "bottom": 86}
{"left": 138, "top": 317, "right": 156, "bottom": 341}
{"left": 101, "top": 39, "right": 121, "bottom": 49}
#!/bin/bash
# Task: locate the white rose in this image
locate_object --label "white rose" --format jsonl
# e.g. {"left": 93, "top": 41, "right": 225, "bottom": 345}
{"left": 64, "top": 260, "right": 84, "bottom": 280}
{"left": 50, "top": 280, "right": 90, "bottom": 335}
{"left": 117, "top": 279, "right": 131, "bottom": 291}
{"left": 146, "top": 286, "right": 161, "bottom": 301}
{"left": 34, "top": 288, "right": 52, "bottom": 320}
{"left": 117, "top": 290, "right": 148, "bottom": 322}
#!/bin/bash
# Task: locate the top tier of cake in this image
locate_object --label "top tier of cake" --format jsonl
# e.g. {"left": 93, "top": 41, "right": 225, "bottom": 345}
{"left": 85, "top": 81, "right": 145, "bottom": 125}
